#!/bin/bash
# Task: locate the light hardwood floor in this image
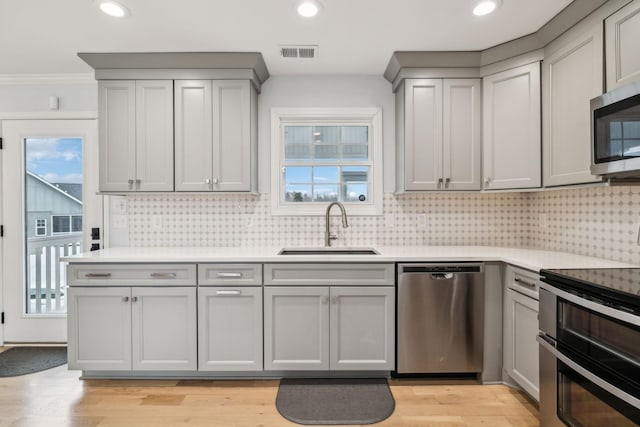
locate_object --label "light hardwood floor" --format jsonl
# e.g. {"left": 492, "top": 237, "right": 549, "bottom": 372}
{"left": 0, "top": 349, "right": 539, "bottom": 427}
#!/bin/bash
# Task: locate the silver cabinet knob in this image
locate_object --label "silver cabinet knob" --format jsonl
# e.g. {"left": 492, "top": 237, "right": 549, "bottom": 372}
{"left": 122, "top": 296, "right": 129, "bottom": 302}
{"left": 205, "top": 179, "right": 211, "bottom": 184}
{"left": 212, "top": 178, "right": 219, "bottom": 184}
{"left": 128, "top": 179, "right": 134, "bottom": 185}
{"left": 484, "top": 177, "right": 491, "bottom": 185}
{"left": 131, "top": 296, "right": 138, "bottom": 302}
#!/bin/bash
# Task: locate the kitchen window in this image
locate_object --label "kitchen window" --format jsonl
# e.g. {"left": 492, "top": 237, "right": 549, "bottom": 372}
{"left": 271, "top": 108, "right": 383, "bottom": 215}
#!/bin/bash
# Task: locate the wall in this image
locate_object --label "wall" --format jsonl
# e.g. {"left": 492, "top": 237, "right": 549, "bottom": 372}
{"left": 527, "top": 185, "right": 640, "bottom": 265}
{"left": 0, "top": 76, "right": 96, "bottom": 113}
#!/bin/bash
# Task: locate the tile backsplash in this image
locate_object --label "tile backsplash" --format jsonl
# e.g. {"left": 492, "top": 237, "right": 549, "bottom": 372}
{"left": 123, "top": 185, "right": 640, "bottom": 265}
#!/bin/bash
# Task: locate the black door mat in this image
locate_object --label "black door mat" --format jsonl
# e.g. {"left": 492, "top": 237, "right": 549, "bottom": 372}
{"left": 0, "top": 347, "right": 67, "bottom": 377}
{"left": 276, "top": 378, "right": 395, "bottom": 425}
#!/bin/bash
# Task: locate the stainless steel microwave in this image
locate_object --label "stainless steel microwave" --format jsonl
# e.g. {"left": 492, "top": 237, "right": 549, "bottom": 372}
{"left": 591, "top": 80, "right": 640, "bottom": 178}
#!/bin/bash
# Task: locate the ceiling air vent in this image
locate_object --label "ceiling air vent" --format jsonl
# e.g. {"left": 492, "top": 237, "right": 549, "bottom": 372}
{"left": 279, "top": 45, "right": 318, "bottom": 59}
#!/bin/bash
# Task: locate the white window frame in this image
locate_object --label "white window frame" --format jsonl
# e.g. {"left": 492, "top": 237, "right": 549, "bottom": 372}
{"left": 270, "top": 107, "right": 383, "bottom": 216}
{"left": 35, "top": 219, "right": 47, "bottom": 236}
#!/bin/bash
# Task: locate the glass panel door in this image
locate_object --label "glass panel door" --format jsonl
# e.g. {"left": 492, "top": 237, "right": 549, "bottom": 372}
{"left": 25, "top": 137, "right": 84, "bottom": 314}
{"left": 1, "top": 119, "right": 100, "bottom": 343}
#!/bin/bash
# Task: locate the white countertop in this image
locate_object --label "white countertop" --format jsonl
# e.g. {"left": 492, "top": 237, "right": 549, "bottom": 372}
{"left": 62, "top": 246, "right": 638, "bottom": 272}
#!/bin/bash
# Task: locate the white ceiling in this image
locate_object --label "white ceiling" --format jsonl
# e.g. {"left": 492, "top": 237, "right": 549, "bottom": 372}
{"left": 0, "top": 0, "right": 573, "bottom": 76}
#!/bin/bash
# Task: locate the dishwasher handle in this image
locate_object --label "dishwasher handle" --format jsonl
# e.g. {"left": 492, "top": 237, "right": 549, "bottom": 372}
{"left": 400, "top": 263, "right": 484, "bottom": 274}
{"left": 431, "top": 273, "right": 454, "bottom": 280}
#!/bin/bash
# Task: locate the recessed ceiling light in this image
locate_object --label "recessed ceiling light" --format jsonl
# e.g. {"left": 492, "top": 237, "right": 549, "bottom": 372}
{"left": 297, "top": 0, "right": 322, "bottom": 18}
{"left": 97, "top": 0, "right": 129, "bottom": 18}
{"left": 472, "top": 0, "right": 502, "bottom": 16}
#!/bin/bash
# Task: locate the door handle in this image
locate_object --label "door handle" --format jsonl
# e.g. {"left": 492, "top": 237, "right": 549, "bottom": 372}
{"left": 431, "top": 273, "right": 454, "bottom": 280}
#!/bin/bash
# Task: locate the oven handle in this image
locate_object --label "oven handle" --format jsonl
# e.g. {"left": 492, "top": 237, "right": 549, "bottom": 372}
{"left": 539, "top": 283, "right": 640, "bottom": 326}
{"left": 537, "top": 335, "right": 640, "bottom": 408}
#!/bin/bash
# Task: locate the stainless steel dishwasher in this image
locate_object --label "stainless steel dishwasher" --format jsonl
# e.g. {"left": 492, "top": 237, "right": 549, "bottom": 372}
{"left": 397, "top": 263, "right": 485, "bottom": 374}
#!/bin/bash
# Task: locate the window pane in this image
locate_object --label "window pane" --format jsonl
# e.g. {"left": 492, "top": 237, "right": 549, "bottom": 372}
{"left": 285, "top": 166, "right": 312, "bottom": 184}
{"left": 342, "top": 166, "right": 369, "bottom": 202}
{"left": 72, "top": 215, "right": 82, "bottom": 232}
{"left": 342, "top": 144, "right": 368, "bottom": 160}
{"left": 52, "top": 216, "right": 70, "bottom": 233}
{"left": 313, "top": 185, "right": 338, "bottom": 202}
{"left": 285, "top": 185, "right": 312, "bottom": 202}
{"left": 314, "top": 144, "right": 339, "bottom": 161}
{"left": 284, "top": 126, "right": 312, "bottom": 161}
{"left": 313, "top": 126, "right": 340, "bottom": 144}
{"left": 313, "top": 166, "right": 338, "bottom": 183}
{"left": 342, "top": 126, "right": 368, "bottom": 144}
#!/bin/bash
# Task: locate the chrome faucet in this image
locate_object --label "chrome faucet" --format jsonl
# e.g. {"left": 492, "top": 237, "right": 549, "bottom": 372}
{"left": 325, "top": 202, "right": 349, "bottom": 247}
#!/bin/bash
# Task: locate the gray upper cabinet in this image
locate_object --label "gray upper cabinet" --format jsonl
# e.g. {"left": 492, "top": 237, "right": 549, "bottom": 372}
{"left": 605, "top": 0, "right": 640, "bottom": 91}
{"left": 482, "top": 63, "right": 541, "bottom": 190}
{"left": 543, "top": 24, "right": 603, "bottom": 187}
{"left": 175, "top": 79, "right": 257, "bottom": 192}
{"left": 396, "top": 78, "right": 481, "bottom": 191}
{"left": 98, "top": 80, "right": 174, "bottom": 192}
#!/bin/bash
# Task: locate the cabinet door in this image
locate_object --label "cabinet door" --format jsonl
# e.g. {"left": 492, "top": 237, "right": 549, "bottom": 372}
{"left": 443, "top": 79, "right": 481, "bottom": 190}
{"left": 483, "top": 63, "right": 541, "bottom": 190}
{"left": 504, "top": 288, "right": 540, "bottom": 401}
{"left": 212, "top": 80, "right": 253, "bottom": 191}
{"left": 264, "top": 286, "right": 329, "bottom": 370}
{"left": 131, "top": 287, "right": 197, "bottom": 371}
{"left": 404, "top": 79, "right": 443, "bottom": 190}
{"left": 198, "top": 287, "right": 263, "bottom": 371}
{"left": 174, "top": 80, "right": 213, "bottom": 191}
{"left": 329, "top": 287, "right": 395, "bottom": 370}
{"left": 543, "top": 26, "right": 603, "bottom": 186}
{"left": 67, "top": 287, "right": 132, "bottom": 371}
{"left": 135, "top": 80, "right": 174, "bottom": 191}
{"left": 98, "top": 80, "right": 136, "bottom": 192}
{"left": 605, "top": 0, "right": 640, "bottom": 90}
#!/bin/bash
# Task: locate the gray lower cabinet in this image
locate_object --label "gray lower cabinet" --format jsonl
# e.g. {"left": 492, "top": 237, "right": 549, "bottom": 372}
{"left": 264, "top": 286, "right": 395, "bottom": 371}
{"left": 67, "top": 286, "right": 197, "bottom": 371}
{"left": 503, "top": 265, "right": 540, "bottom": 401}
{"left": 198, "top": 287, "right": 263, "bottom": 371}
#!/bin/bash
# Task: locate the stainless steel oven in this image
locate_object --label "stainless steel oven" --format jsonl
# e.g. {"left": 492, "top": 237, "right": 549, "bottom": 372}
{"left": 538, "top": 269, "right": 640, "bottom": 427}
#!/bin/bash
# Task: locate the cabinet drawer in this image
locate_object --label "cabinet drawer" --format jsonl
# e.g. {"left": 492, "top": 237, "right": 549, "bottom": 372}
{"left": 198, "top": 264, "right": 263, "bottom": 286}
{"left": 264, "top": 264, "right": 394, "bottom": 286}
{"left": 68, "top": 264, "right": 197, "bottom": 286}
{"left": 506, "top": 265, "right": 539, "bottom": 299}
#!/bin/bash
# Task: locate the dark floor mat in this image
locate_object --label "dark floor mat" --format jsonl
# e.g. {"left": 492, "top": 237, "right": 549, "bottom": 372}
{"left": 0, "top": 347, "right": 67, "bottom": 377}
{"left": 276, "top": 378, "right": 395, "bottom": 425}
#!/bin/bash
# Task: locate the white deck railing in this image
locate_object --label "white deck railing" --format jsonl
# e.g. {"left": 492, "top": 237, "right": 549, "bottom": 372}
{"left": 27, "top": 233, "right": 82, "bottom": 314}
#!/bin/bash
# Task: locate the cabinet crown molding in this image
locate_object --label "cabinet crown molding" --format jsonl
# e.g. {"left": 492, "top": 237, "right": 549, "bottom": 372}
{"left": 78, "top": 52, "right": 270, "bottom": 89}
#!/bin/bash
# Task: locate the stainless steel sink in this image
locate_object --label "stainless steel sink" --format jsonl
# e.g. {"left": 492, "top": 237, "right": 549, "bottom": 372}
{"left": 278, "top": 247, "right": 379, "bottom": 255}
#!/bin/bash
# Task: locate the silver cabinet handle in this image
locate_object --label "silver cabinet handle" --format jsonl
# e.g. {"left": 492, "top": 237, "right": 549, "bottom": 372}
{"left": 85, "top": 273, "right": 112, "bottom": 278}
{"left": 212, "top": 178, "right": 219, "bottom": 184}
{"left": 135, "top": 179, "right": 141, "bottom": 184}
{"left": 331, "top": 296, "right": 338, "bottom": 304}
{"left": 445, "top": 177, "right": 450, "bottom": 188}
{"left": 122, "top": 296, "right": 129, "bottom": 302}
{"left": 437, "top": 177, "right": 443, "bottom": 188}
{"left": 205, "top": 179, "right": 211, "bottom": 184}
{"left": 484, "top": 177, "right": 491, "bottom": 185}
{"left": 322, "top": 296, "right": 329, "bottom": 304}
{"left": 514, "top": 277, "right": 537, "bottom": 288}
{"left": 131, "top": 296, "right": 138, "bottom": 302}
{"left": 150, "top": 272, "right": 177, "bottom": 279}
{"left": 128, "top": 179, "right": 134, "bottom": 185}
{"left": 215, "top": 290, "right": 242, "bottom": 296}
{"left": 216, "top": 272, "right": 243, "bottom": 278}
